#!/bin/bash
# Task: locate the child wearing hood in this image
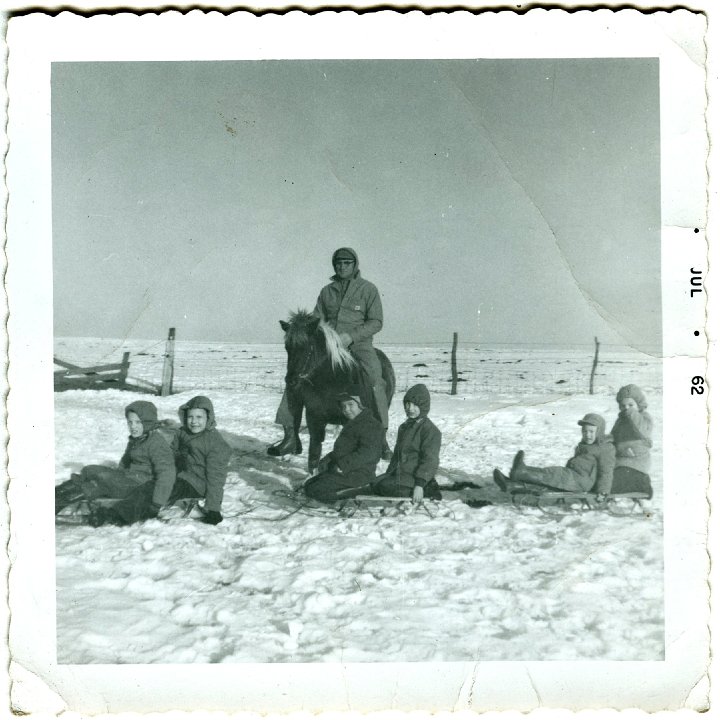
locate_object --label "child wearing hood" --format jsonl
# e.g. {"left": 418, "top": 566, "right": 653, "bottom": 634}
{"left": 168, "top": 395, "right": 232, "bottom": 525}
{"left": 373, "top": 384, "right": 443, "bottom": 502}
{"left": 54, "top": 400, "right": 176, "bottom": 525}
{"left": 304, "top": 386, "right": 385, "bottom": 504}
{"left": 609, "top": 384, "right": 654, "bottom": 497}
{"left": 492, "top": 413, "right": 615, "bottom": 498}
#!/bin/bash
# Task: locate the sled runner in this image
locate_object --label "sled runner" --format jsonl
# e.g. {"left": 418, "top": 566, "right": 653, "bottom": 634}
{"left": 510, "top": 490, "right": 652, "bottom": 516}
{"left": 336, "top": 494, "right": 450, "bottom": 519}
{"left": 55, "top": 498, "right": 119, "bottom": 526}
{"left": 55, "top": 497, "right": 203, "bottom": 526}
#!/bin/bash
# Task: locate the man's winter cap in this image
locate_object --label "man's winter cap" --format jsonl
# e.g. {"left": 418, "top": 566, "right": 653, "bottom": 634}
{"left": 178, "top": 395, "right": 217, "bottom": 430}
{"left": 577, "top": 412, "right": 606, "bottom": 437}
{"left": 125, "top": 400, "right": 159, "bottom": 433}
{"left": 616, "top": 384, "right": 647, "bottom": 411}
{"left": 404, "top": 384, "right": 431, "bottom": 416}
{"left": 337, "top": 385, "right": 363, "bottom": 406}
{"left": 332, "top": 247, "right": 358, "bottom": 265}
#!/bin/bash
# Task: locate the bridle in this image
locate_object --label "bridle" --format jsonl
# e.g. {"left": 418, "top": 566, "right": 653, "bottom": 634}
{"left": 287, "top": 333, "right": 322, "bottom": 389}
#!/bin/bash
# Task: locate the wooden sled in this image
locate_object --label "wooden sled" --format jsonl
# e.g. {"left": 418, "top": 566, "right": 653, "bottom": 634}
{"left": 337, "top": 495, "right": 446, "bottom": 519}
{"left": 55, "top": 497, "right": 202, "bottom": 526}
{"left": 511, "top": 490, "right": 652, "bottom": 517}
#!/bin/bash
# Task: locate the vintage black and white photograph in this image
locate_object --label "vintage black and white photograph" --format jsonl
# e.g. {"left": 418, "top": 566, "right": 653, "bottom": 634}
{"left": 50, "top": 55, "right": 666, "bottom": 664}
{"left": 5, "top": 8, "right": 711, "bottom": 714}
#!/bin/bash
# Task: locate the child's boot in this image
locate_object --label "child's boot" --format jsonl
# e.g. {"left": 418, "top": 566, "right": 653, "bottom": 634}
{"left": 492, "top": 468, "right": 510, "bottom": 491}
{"left": 493, "top": 468, "right": 538, "bottom": 494}
{"left": 424, "top": 479, "right": 442, "bottom": 500}
{"left": 509, "top": 451, "right": 526, "bottom": 480}
{"left": 509, "top": 451, "right": 550, "bottom": 486}
{"left": 88, "top": 506, "right": 126, "bottom": 528}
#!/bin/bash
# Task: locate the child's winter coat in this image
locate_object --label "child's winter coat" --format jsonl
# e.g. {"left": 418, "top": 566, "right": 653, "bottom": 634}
{"left": 119, "top": 400, "right": 176, "bottom": 505}
{"left": 384, "top": 384, "right": 441, "bottom": 491}
{"left": 610, "top": 410, "right": 653, "bottom": 475}
{"left": 172, "top": 396, "right": 231, "bottom": 513}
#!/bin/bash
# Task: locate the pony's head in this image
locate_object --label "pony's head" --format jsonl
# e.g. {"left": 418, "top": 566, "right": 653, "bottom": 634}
{"left": 279, "top": 310, "right": 355, "bottom": 385}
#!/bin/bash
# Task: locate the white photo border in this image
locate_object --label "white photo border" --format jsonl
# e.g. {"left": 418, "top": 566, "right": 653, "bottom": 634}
{"left": 5, "top": 8, "right": 711, "bottom": 714}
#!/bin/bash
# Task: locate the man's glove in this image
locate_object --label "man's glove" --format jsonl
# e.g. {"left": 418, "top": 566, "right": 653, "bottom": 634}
{"left": 595, "top": 493, "right": 608, "bottom": 504}
{"left": 339, "top": 332, "right": 353, "bottom": 348}
{"left": 201, "top": 510, "right": 223, "bottom": 525}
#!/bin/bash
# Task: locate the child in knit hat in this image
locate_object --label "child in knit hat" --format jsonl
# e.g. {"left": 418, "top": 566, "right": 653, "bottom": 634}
{"left": 608, "top": 384, "right": 654, "bottom": 497}
{"left": 493, "top": 412, "right": 615, "bottom": 497}
{"left": 373, "top": 383, "right": 443, "bottom": 502}
{"left": 54, "top": 400, "right": 176, "bottom": 526}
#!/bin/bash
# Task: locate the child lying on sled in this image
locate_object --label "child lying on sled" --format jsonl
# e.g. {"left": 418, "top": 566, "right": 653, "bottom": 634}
{"left": 54, "top": 400, "right": 176, "bottom": 525}
{"left": 492, "top": 412, "right": 615, "bottom": 501}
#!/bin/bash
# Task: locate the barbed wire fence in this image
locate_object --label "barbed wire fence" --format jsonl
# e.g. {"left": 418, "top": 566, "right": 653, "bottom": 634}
{"left": 54, "top": 337, "right": 661, "bottom": 398}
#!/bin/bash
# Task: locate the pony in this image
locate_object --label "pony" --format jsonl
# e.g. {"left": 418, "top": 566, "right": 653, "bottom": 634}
{"left": 279, "top": 310, "right": 396, "bottom": 472}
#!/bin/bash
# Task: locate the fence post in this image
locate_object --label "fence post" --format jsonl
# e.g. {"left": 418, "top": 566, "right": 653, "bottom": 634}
{"left": 589, "top": 336, "right": 600, "bottom": 394}
{"left": 118, "top": 351, "right": 130, "bottom": 388}
{"left": 450, "top": 332, "right": 458, "bottom": 395}
{"left": 161, "top": 328, "right": 176, "bottom": 397}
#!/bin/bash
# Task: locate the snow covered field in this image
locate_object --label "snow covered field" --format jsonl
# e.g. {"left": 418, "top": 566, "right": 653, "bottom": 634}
{"left": 54, "top": 338, "right": 663, "bottom": 663}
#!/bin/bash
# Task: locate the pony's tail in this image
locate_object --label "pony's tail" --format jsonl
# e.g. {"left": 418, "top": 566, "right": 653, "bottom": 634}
{"left": 320, "top": 323, "right": 356, "bottom": 373}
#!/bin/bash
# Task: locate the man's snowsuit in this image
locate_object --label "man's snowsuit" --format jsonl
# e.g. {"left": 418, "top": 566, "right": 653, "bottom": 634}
{"left": 304, "top": 407, "right": 384, "bottom": 504}
{"left": 54, "top": 400, "right": 176, "bottom": 523}
{"left": 609, "top": 385, "right": 654, "bottom": 496}
{"left": 510, "top": 413, "right": 616, "bottom": 493}
{"left": 275, "top": 247, "right": 388, "bottom": 429}
{"left": 168, "top": 395, "right": 232, "bottom": 513}
{"left": 374, "top": 384, "right": 442, "bottom": 499}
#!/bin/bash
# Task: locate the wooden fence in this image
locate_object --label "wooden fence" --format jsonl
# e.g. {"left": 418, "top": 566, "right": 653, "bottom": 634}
{"left": 54, "top": 352, "right": 157, "bottom": 393}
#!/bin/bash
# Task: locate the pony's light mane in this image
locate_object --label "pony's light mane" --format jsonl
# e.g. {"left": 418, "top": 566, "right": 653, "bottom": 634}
{"left": 319, "top": 322, "right": 356, "bottom": 372}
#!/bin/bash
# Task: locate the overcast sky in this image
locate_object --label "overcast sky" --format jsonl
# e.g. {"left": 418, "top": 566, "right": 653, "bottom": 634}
{"left": 52, "top": 59, "right": 660, "bottom": 350}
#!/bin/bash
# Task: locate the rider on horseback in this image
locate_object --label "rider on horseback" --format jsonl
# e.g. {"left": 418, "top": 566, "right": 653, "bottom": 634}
{"left": 268, "top": 247, "right": 390, "bottom": 457}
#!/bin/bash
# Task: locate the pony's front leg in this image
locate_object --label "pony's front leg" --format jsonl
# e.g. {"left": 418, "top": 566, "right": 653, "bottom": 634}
{"left": 306, "top": 415, "right": 326, "bottom": 474}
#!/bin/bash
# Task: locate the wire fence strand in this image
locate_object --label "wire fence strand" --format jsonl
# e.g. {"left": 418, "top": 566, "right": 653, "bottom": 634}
{"left": 53, "top": 338, "right": 663, "bottom": 398}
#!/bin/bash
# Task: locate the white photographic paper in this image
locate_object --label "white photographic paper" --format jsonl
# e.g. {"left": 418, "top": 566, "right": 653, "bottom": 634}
{"left": 4, "top": 7, "right": 712, "bottom": 714}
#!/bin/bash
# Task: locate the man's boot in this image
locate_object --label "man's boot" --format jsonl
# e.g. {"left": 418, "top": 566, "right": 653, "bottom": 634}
{"left": 267, "top": 426, "right": 302, "bottom": 456}
{"left": 55, "top": 476, "right": 86, "bottom": 514}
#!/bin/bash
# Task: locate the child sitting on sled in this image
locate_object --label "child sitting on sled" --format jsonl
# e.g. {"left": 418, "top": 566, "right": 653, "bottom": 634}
{"left": 107, "top": 395, "right": 232, "bottom": 526}
{"left": 492, "top": 412, "right": 615, "bottom": 499}
{"left": 304, "top": 386, "right": 385, "bottom": 504}
{"left": 609, "top": 384, "right": 654, "bottom": 498}
{"left": 166, "top": 395, "right": 232, "bottom": 525}
{"left": 372, "top": 384, "right": 443, "bottom": 502}
{"left": 54, "top": 400, "right": 176, "bottom": 525}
